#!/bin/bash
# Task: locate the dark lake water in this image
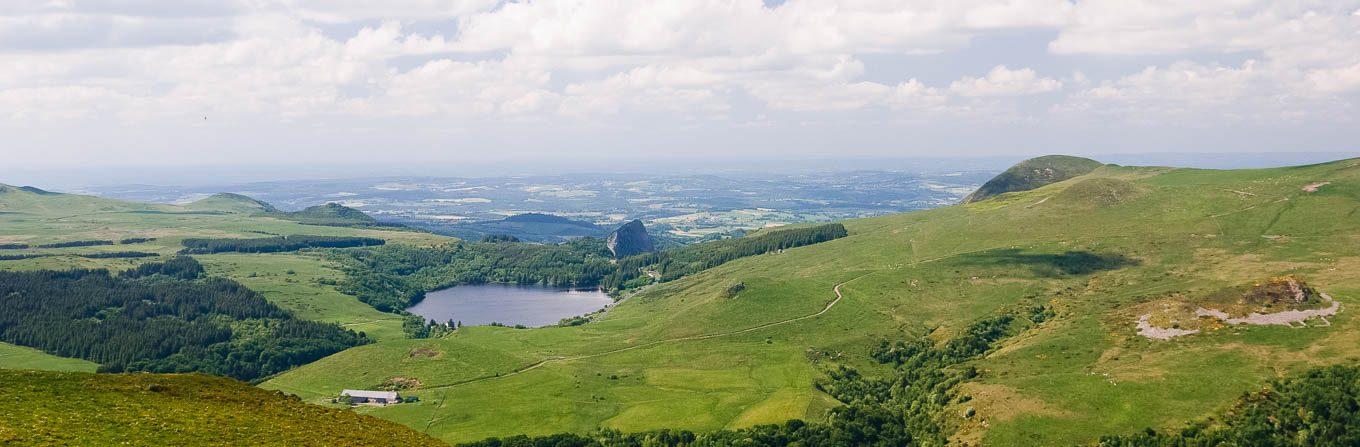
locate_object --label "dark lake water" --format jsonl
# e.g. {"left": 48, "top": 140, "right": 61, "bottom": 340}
{"left": 407, "top": 284, "right": 613, "bottom": 327}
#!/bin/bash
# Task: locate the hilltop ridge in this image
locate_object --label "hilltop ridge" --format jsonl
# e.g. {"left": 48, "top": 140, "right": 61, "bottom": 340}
{"left": 185, "top": 193, "right": 280, "bottom": 213}
{"left": 963, "top": 155, "right": 1105, "bottom": 203}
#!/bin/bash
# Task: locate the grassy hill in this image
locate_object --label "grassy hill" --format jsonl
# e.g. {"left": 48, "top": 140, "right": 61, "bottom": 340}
{"left": 0, "top": 187, "right": 447, "bottom": 347}
{"left": 5, "top": 157, "right": 1360, "bottom": 445}
{"left": 262, "top": 156, "right": 1360, "bottom": 445}
{"left": 184, "top": 192, "right": 280, "bottom": 213}
{"left": 962, "top": 154, "right": 1105, "bottom": 203}
{"left": 0, "top": 369, "right": 443, "bottom": 446}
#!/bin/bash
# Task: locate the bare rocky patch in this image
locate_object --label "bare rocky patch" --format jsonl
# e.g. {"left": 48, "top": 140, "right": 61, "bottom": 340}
{"left": 1303, "top": 181, "right": 1331, "bottom": 192}
{"left": 1134, "top": 277, "right": 1341, "bottom": 340}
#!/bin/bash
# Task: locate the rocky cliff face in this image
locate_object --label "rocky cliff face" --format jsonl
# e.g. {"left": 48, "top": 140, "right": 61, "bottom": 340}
{"left": 606, "top": 220, "right": 655, "bottom": 258}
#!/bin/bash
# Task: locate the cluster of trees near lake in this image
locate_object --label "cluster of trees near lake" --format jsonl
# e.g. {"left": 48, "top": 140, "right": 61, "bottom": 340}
{"left": 460, "top": 305, "right": 1041, "bottom": 447}
{"left": 0, "top": 257, "right": 369, "bottom": 381}
{"left": 329, "top": 223, "right": 848, "bottom": 312}
{"left": 179, "top": 235, "right": 385, "bottom": 254}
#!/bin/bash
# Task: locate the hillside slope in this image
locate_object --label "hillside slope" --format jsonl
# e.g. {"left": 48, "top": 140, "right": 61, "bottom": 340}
{"left": 962, "top": 155, "right": 1104, "bottom": 203}
{"left": 267, "top": 156, "right": 1360, "bottom": 445}
{"left": 0, "top": 369, "right": 443, "bottom": 446}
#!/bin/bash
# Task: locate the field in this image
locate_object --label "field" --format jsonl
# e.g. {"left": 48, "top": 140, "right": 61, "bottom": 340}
{"left": 263, "top": 158, "right": 1360, "bottom": 445}
{"left": 0, "top": 342, "right": 96, "bottom": 372}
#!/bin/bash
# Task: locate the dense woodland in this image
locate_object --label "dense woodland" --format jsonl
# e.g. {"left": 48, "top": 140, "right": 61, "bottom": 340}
{"left": 180, "top": 235, "right": 385, "bottom": 254}
{"left": 460, "top": 306, "right": 1041, "bottom": 447}
{"left": 331, "top": 224, "right": 848, "bottom": 313}
{"left": 0, "top": 257, "right": 368, "bottom": 381}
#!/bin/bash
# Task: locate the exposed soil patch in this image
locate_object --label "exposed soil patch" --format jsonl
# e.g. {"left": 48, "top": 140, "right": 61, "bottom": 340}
{"left": 1303, "top": 181, "right": 1331, "bottom": 192}
{"left": 1134, "top": 277, "right": 1340, "bottom": 340}
{"left": 1196, "top": 293, "right": 1338, "bottom": 327}
{"left": 1136, "top": 314, "right": 1200, "bottom": 340}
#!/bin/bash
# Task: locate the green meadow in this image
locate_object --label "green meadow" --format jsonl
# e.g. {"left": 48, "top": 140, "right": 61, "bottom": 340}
{"left": 255, "top": 159, "right": 1360, "bottom": 444}
{"left": 6, "top": 158, "right": 1360, "bottom": 445}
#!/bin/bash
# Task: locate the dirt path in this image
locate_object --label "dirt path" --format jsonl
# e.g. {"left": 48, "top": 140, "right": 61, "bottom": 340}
{"left": 419, "top": 281, "right": 853, "bottom": 392}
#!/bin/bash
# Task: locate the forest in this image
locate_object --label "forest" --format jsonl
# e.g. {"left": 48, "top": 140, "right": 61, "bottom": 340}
{"left": 179, "top": 235, "right": 385, "bottom": 254}
{"left": 330, "top": 224, "right": 848, "bottom": 312}
{"left": 0, "top": 257, "right": 369, "bottom": 381}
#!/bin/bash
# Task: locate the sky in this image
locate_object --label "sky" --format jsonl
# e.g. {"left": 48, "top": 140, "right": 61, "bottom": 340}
{"left": 2, "top": 0, "right": 1359, "bottom": 175}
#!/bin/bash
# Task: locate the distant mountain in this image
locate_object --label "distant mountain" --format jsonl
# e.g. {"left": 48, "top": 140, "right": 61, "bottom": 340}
{"left": 419, "top": 213, "right": 609, "bottom": 243}
{"left": 606, "top": 219, "right": 654, "bottom": 258}
{"left": 280, "top": 202, "right": 381, "bottom": 226}
{"left": 0, "top": 183, "right": 161, "bottom": 215}
{"left": 184, "top": 193, "right": 279, "bottom": 213}
{"left": 502, "top": 213, "right": 582, "bottom": 224}
{"left": 962, "top": 155, "right": 1105, "bottom": 203}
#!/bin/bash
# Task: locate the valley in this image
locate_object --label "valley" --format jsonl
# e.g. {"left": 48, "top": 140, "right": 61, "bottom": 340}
{"left": 3, "top": 156, "right": 1360, "bottom": 445}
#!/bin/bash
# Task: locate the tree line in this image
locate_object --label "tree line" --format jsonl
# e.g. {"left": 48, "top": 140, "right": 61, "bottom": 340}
{"left": 179, "top": 235, "right": 385, "bottom": 254}
{"left": 0, "top": 257, "right": 369, "bottom": 381}
{"left": 601, "top": 223, "right": 849, "bottom": 290}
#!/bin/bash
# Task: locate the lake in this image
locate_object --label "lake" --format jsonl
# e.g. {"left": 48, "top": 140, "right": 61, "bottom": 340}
{"left": 407, "top": 284, "right": 613, "bottom": 327}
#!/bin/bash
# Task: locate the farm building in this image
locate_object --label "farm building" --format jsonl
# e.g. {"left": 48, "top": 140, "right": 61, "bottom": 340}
{"left": 340, "top": 389, "right": 401, "bottom": 405}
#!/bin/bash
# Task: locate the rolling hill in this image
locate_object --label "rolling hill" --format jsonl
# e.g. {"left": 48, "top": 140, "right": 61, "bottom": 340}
{"left": 962, "top": 154, "right": 1105, "bottom": 203}
{"left": 5, "top": 156, "right": 1360, "bottom": 445}
{"left": 263, "top": 156, "right": 1360, "bottom": 445}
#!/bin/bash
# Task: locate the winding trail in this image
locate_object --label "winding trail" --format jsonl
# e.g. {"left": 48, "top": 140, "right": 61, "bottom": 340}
{"left": 419, "top": 281, "right": 853, "bottom": 393}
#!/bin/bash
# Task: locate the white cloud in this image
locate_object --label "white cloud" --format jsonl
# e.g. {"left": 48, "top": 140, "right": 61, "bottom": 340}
{"left": 949, "top": 66, "right": 1061, "bottom": 97}
{"left": 0, "top": 0, "right": 1356, "bottom": 166}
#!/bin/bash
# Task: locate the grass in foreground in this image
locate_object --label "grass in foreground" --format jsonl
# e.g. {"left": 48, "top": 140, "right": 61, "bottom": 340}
{"left": 0, "top": 369, "right": 444, "bottom": 446}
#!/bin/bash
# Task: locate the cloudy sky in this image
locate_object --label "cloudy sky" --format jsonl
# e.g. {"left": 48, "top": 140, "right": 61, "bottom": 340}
{"left": 2, "top": 0, "right": 1358, "bottom": 170}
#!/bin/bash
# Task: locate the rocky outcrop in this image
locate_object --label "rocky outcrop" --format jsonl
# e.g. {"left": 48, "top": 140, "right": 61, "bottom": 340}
{"left": 606, "top": 220, "right": 654, "bottom": 258}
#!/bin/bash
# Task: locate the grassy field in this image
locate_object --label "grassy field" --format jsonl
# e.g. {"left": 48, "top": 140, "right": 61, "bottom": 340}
{"left": 0, "top": 342, "right": 97, "bottom": 372}
{"left": 262, "top": 158, "right": 1360, "bottom": 445}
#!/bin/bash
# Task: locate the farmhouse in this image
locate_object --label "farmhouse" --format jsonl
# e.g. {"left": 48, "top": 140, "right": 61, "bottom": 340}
{"left": 340, "top": 389, "right": 401, "bottom": 405}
